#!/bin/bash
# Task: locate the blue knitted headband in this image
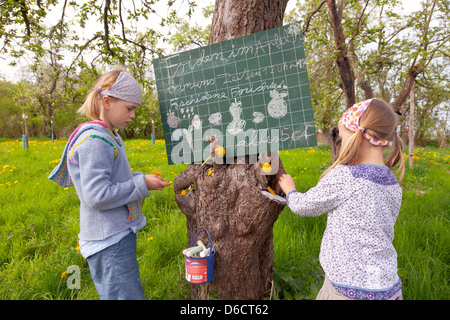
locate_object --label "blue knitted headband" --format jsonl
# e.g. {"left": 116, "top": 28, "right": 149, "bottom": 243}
{"left": 97, "top": 72, "right": 142, "bottom": 105}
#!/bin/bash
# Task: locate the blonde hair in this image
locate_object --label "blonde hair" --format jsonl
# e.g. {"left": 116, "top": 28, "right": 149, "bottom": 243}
{"left": 78, "top": 68, "right": 124, "bottom": 120}
{"left": 321, "top": 98, "right": 405, "bottom": 184}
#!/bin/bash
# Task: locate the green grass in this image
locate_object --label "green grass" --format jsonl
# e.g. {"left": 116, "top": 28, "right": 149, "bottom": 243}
{"left": 0, "top": 138, "right": 448, "bottom": 300}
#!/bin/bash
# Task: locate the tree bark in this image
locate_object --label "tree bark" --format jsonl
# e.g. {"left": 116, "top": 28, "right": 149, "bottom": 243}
{"left": 175, "top": 0, "right": 289, "bottom": 300}
{"left": 209, "top": 0, "right": 289, "bottom": 43}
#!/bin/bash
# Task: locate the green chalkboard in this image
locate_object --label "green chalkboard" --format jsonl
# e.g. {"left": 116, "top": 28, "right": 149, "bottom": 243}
{"left": 153, "top": 22, "right": 316, "bottom": 165}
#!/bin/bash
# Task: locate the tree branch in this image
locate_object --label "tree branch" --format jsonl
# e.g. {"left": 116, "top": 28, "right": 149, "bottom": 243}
{"left": 103, "top": 0, "right": 112, "bottom": 54}
{"left": 392, "top": 0, "right": 437, "bottom": 112}
{"left": 302, "top": 0, "right": 326, "bottom": 35}
{"left": 410, "top": 0, "right": 436, "bottom": 68}
{"left": 347, "top": 0, "right": 374, "bottom": 99}
{"left": 18, "top": 0, "right": 31, "bottom": 37}
{"left": 47, "top": 0, "right": 68, "bottom": 38}
{"left": 65, "top": 33, "right": 102, "bottom": 78}
{"left": 118, "top": 0, "right": 152, "bottom": 53}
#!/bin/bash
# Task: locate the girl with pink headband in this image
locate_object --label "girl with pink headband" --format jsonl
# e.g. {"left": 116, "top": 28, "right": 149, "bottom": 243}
{"left": 279, "top": 98, "right": 405, "bottom": 300}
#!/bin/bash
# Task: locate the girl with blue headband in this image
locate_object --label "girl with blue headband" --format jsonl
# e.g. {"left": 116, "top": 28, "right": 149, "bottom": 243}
{"left": 49, "top": 68, "right": 171, "bottom": 299}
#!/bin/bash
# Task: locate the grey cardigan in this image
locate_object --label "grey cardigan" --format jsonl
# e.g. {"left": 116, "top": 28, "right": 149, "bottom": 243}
{"left": 65, "top": 123, "right": 148, "bottom": 241}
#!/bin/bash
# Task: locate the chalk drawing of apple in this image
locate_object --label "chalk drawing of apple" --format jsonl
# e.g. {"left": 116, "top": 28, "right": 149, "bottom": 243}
{"left": 167, "top": 109, "right": 181, "bottom": 128}
{"left": 267, "top": 90, "right": 288, "bottom": 119}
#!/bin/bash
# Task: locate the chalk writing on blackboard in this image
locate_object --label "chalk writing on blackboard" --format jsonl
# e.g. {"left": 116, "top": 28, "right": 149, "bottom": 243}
{"left": 153, "top": 22, "right": 317, "bottom": 165}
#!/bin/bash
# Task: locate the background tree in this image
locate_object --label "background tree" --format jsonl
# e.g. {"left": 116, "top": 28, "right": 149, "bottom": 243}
{"left": 0, "top": 80, "right": 22, "bottom": 138}
{"left": 1, "top": 0, "right": 448, "bottom": 146}
{"left": 1, "top": 0, "right": 196, "bottom": 138}
{"left": 285, "top": 0, "right": 342, "bottom": 145}
{"left": 285, "top": 0, "right": 449, "bottom": 149}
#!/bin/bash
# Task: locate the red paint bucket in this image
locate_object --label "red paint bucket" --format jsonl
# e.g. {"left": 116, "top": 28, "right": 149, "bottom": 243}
{"left": 184, "top": 229, "right": 215, "bottom": 284}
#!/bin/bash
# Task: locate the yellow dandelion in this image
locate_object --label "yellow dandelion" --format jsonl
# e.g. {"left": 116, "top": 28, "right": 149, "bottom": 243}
{"left": 151, "top": 169, "right": 162, "bottom": 176}
{"left": 215, "top": 145, "right": 226, "bottom": 157}
{"left": 261, "top": 163, "right": 272, "bottom": 174}
{"left": 61, "top": 271, "right": 67, "bottom": 279}
{"left": 64, "top": 187, "right": 69, "bottom": 191}
{"left": 147, "top": 237, "right": 154, "bottom": 241}
{"left": 201, "top": 145, "right": 226, "bottom": 166}
{"left": 180, "top": 190, "right": 187, "bottom": 196}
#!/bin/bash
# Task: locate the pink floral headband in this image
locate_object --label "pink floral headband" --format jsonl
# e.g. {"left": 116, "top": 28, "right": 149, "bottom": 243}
{"left": 338, "top": 98, "right": 393, "bottom": 147}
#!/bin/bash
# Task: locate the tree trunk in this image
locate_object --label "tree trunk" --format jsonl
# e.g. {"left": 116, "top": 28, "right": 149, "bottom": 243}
{"left": 392, "top": 65, "right": 423, "bottom": 114}
{"left": 408, "top": 82, "right": 415, "bottom": 169}
{"left": 209, "top": 0, "right": 289, "bottom": 43}
{"left": 174, "top": 0, "right": 289, "bottom": 300}
{"left": 174, "top": 155, "right": 286, "bottom": 299}
{"left": 330, "top": 126, "right": 341, "bottom": 163}
{"left": 325, "top": 0, "right": 354, "bottom": 161}
{"left": 347, "top": 44, "right": 374, "bottom": 100}
{"left": 326, "top": 0, "right": 355, "bottom": 108}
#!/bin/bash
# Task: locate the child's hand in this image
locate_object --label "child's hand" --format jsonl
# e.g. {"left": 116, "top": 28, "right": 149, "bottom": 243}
{"left": 144, "top": 174, "right": 172, "bottom": 190}
{"left": 278, "top": 174, "right": 296, "bottom": 194}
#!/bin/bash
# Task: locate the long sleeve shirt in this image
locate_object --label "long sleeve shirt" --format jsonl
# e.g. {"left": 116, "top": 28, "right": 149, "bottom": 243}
{"left": 286, "top": 164, "right": 403, "bottom": 300}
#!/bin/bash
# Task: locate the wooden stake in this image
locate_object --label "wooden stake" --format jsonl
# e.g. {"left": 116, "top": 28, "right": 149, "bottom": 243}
{"left": 151, "top": 120, "right": 155, "bottom": 144}
{"left": 408, "top": 82, "right": 415, "bottom": 169}
{"left": 51, "top": 120, "right": 54, "bottom": 143}
{"left": 22, "top": 113, "right": 29, "bottom": 150}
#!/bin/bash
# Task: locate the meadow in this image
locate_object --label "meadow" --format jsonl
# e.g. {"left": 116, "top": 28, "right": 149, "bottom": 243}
{"left": 0, "top": 137, "right": 448, "bottom": 300}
